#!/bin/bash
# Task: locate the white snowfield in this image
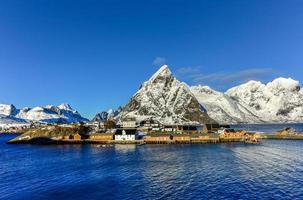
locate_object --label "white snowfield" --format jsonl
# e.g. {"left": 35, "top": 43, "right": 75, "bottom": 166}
{"left": 0, "top": 103, "right": 88, "bottom": 128}
{"left": 191, "top": 77, "right": 303, "bottom": 124}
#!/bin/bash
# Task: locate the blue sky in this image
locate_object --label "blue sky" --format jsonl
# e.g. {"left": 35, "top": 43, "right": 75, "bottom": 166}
{"left": 0, "top": 0, "right": 303, "bottom": 118}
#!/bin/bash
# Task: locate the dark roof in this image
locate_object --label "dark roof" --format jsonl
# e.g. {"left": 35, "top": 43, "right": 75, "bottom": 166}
{"left": 146, "top": 134, "right": 172, "bottom": 137}
{"left": 115, "top": 129, "right": 137, "bottom": 135}
{"left": 205, "top": 124, "right": 221, "bottom": 130}
{"left": 182, "top": 126, "right": 198, "bottom": 131}
{"left": 139, "top": 119, "right": 160, "bottom": 125}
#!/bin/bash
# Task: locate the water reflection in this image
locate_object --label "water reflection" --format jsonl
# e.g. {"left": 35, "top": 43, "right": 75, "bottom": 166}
{"left": 114, "top": 144, "right": 137, "bottom": 153}
{"left": 1, "top": 134, "right": 303, "bottom": 200}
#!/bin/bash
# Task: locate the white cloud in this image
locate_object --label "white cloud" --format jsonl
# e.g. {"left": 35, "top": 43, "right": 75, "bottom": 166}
{"left": 153, "top": 57, "right": 167, "bottom": 66}
{"left": 176, "top": 66, "right": 280, "bottom": 90}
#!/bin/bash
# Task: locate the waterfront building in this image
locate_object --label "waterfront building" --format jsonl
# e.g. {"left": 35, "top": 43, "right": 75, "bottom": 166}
{"left": 190, "top": 134, "right": 210, "bottom": 140}
{"left": 89, "top": 133, "right": 114, "bottom": 141}
{"left": 114, "top": 129, "right": 138, "bottom": 141}
{"left": 62, "top": 135, "right": 70, "bottom": 140}
{"left": 69, "top": 133, "right": 82, "bottom": 140}
{"left": 218, "top": 129, "right": 246, "bottom": 139}
{"left": 173, "top": 134, "right": 191, "bottom": 142}
{"left": 144, "top": 134, "right": 173, "bottom": 142}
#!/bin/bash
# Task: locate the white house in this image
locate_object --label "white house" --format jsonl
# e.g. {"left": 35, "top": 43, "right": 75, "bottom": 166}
{"left": 114, "top": 129, "right": 137, "bottom": 141}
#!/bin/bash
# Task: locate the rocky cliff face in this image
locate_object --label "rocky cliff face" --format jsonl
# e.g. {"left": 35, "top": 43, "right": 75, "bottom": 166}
{"left": 116, "top": 65, "right": 216, "bottom": 125}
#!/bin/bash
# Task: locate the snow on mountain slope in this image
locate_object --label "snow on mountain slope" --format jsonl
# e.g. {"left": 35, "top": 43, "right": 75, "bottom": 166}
{"left": 226, "top": 77, "right": 303, "bottom": 123}
{"left": 0, "top": 114, "right": 29, "bottom": 130}
{"left": 92, "top": 107, "right": 122, "bottom": 122}
{"left": 0, "top": 104, "right": 18, "bottom": 116}
{"left": 116, "top": 65, "right": 216, "bottom": 125}
{"left": 190, "top": 86, "right": 262, "bottom": 124}
{"left": 0, "top": 103, "right": 88, "bottom": 124}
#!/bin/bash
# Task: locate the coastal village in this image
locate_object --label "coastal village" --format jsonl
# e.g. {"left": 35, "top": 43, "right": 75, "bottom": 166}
{"left": 2, "top": 66, "right": 303, "bottom": 145}
{"left": 6, "top": 117, "right": 263, "bottom": 144}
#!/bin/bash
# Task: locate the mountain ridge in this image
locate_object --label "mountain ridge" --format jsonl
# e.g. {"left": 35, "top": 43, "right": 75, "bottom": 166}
{"left": 191, "top": 77, "right": 303, "bottom": 124}
{"left": 0, "top": 103, "right": 88, "bottom": 125}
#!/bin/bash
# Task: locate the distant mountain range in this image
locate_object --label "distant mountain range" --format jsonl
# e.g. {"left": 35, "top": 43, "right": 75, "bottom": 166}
{"left": 96, "top": 65, "right": 303, "bottom": 125}
{"left": 0, "top": 103, "right": 88, "bottom": 127}
{"left": 2, "top": 65, "right": 303, "bottom": 127}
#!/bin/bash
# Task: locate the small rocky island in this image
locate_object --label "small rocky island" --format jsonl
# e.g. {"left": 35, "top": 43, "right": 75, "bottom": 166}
{"left": 7, "top": 119, "right": 261, "bottom": 145}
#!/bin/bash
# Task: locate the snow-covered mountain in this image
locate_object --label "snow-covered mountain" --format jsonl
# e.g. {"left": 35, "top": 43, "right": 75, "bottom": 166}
{"left": 116, "top": 65, "right": 216, "bottom": 125}
{"left": 92, "top": 107, "right": 122, "bottom": 122}
{"left": 0, "top": 103, "right": 88, "bottom": 125}
{"left": 190, "top": 86, "right": 262, "bottom": 124}
{"left": 226, "top": 78, "right": 303, "bottom": 123}
{"left": 0, "top": 104, "right": 18, "bottom": 116}
{"left": 191, "top": 77, "right": 303, "bottom": 124}
{"left": 0, "top": 114, "right": 28, "bottom": 128}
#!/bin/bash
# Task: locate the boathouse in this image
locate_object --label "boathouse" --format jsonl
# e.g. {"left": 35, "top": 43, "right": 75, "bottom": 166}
{"left": 218, "top": 129, "right": 246, "bottom": 141}
{"left": 89, "top": 133, "right": 114, "bottom": 141}
{"left": 144, "top": 134, "right": 173, "bottom": 143}
{"left": 173, "top": 134, "right": 191, "bottom": 142}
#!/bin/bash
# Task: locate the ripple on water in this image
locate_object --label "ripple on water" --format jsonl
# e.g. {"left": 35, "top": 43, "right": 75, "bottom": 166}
{"left": 1, "top": 135, "right": 303, "bottom": 200}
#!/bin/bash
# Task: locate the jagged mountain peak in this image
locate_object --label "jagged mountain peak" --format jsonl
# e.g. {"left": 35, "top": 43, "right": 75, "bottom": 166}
{"left": 0, "top": 104, "right": 17, "bottom": 116}
{"left": 57, "top": 103, "right": 74, "bottom": 111}
{"left": 117, "top": 65, "right": 216, "bottom": 125}
{"left": 92, "top": 107, "right": 121, "bottom": 122}
{"left": 150, "top": 65, "right": 171, "bottom": 78}
{"left": 145, "top": 65, "right": 173, "bottom": 85}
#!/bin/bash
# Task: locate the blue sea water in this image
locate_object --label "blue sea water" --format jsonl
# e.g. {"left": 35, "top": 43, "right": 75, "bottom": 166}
{"left": 231, "top": 123, "right": 303, "bottom": 133}
{"left": 1, "top": 128, "right": 303, "bottom": 200}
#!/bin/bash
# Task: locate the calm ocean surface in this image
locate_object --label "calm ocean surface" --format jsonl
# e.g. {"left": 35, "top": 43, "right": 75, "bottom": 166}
{"left": 1, "top": 124, "right": 303, "bottom": 200}
{"left": 231, "top": 123, "right": 303, "bottom": 133}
